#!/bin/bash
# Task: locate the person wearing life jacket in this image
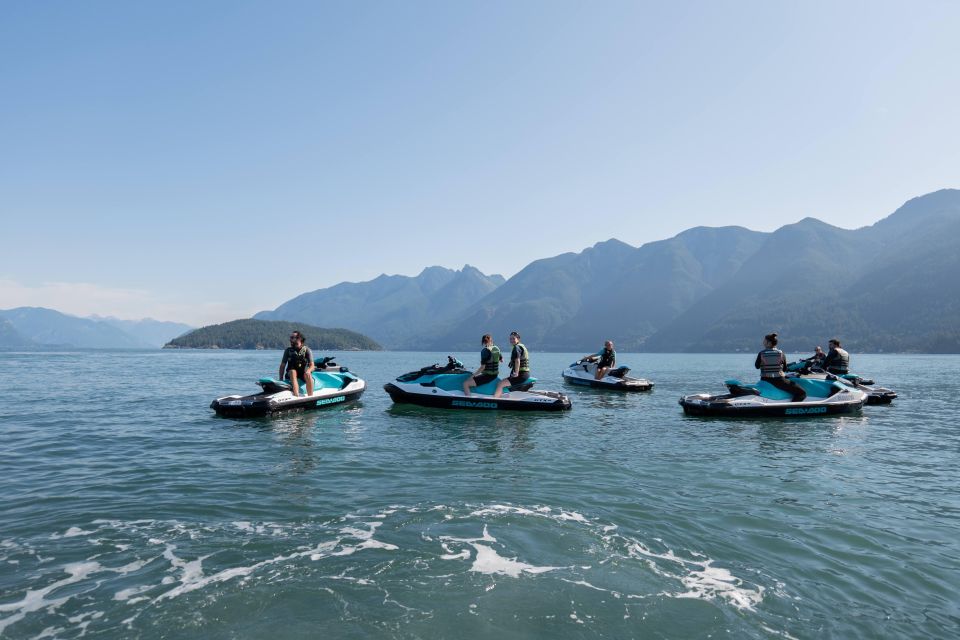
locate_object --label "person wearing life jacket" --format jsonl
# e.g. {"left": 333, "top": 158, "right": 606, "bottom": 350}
{"left": 754, "top": 332, "right": 806, "bottom": 402}
{"left": 801, "top": 345, "right": 826, "bottom": 371}
{"left": 494, "top": 331, "right": 531, "bottom": 398}
{"left": 583, "top": 340, "right": 616, "bottom": 380}
{"left": 823, "top": 338, "right": 850, "bottom": 375}
{"left": 463, "top": 334, "right": 501, "bottom": 396}
{"left": 279, "top": 330, "right": 315, "bottom": 397}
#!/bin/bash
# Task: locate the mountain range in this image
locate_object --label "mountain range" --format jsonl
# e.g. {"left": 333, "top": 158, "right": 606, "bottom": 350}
{"left": 258, "top": 189, "right": 960, "bottom": 353}
{"left": 255, "top": 265, "right": 505, "bottom": 348}
{"left": 5, "top": 189, "right": 958, "bottom": 353}
{"left": 0, "top": 307, "right": 193, "bottom": 349}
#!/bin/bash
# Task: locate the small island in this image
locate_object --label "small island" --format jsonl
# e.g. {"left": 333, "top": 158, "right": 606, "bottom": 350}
{"left": 164, "top": 319, "right": 382, "bottom": 351}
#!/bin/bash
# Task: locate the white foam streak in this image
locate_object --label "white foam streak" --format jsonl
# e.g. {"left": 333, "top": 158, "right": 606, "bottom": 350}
{"left": 439, "top": 526, "right": 557, "bottom": 578}
{"left": 675, "top": 562, "right": 765, "bottom": 611}
{"left": 626, "top": 542, "right": 764, "bottom": 611}
{"left": 0, "top": 561, "right": 101, "bottom": 634}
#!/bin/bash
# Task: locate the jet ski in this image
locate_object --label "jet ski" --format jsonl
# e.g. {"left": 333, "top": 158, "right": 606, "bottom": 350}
{"left": 786, "top": 360, "right": 897, "bottom": 405}
{"left": 679, "top": 375, "right": 867, "bottom": 417}
{"left": 211, "top": 356, "right": 365, "bottom": 417}
{"left": 562, "top": 359, "right": 653, "bottom": 391}
{"left": 383, "top": 356, "right": 572, "bottom": 411}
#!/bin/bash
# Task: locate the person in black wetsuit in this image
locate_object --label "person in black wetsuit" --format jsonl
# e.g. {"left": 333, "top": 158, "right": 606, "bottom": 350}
{"left": 755, "top": 332, "right": 806, "bottom": 402}
{"left": 583, "top": 340, "right": 616, "bottom": 380}
{"left": 822, "top": 338, "right": 850, "bottom": 375}
{"left": 279, "top": 330, "right": 314, "bottom": 397}
{"left": 463, "top": 334, "right": 501, "bottom": 396}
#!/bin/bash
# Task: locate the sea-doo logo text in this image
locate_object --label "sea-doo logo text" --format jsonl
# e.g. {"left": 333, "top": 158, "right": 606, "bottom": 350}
{"left": 452, "top": 400, "right": 497, "bottom": 409}
{"left": 784, "top": 406, "right": 828, "bottom": 415}
{"left": 315, "top": 396, "right": 345, "bottom": 406}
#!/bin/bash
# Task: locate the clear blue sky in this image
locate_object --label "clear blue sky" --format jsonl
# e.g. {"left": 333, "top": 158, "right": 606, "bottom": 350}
{"left": 2, "top": 1, "right": 958, "bottom": 325}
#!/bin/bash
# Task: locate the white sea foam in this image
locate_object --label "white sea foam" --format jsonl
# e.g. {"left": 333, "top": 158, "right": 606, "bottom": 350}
{"left": 439, "top": 525, "right": 558, "bottom": 578}
{"left": 470, "top": 543, "right": 558, "bottom": 577}
{"left": 0, "top": 561, "right": 102, "bottom": 635}
{"left": 675, "top": 561, "right": 765, "bottom": 611}
{"left": 5, "top": 504, "right": 773, "bottom": 633}
{"left": 463, "top": 502, "right": 765, "bottom": 610}
{"left": 48, "top": 526, "right": 96, "bottom": 540}
{"left": 625, "top": 541, "right": 764, "bottom": 611}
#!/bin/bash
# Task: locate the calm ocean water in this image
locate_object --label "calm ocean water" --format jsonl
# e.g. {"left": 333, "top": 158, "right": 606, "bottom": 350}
{"left": 1, "top": 350, "right": 957, "bottom": 639}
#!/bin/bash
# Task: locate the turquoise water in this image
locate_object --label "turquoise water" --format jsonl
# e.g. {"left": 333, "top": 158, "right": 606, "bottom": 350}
{"left": 1, "top": 351, "right": 957, "bottom": 639}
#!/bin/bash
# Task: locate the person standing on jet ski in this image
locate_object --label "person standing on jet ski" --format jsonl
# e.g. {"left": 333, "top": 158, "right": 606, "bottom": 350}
{"left": 822, "top": 338, "right": 850, "bottom": 375}
{"left": 494, "top": 331, "right": 531, "bottom": 398}
{"left": 755, "top": 333, "right": 806, "bottom": 401}
{"left": 463, "top": 334, "right": 501, "bottom": 396}
{"left": 583, "top": 340, "right": 616, "bottom": 380}
{"left": 279, "top": 330, "right": 314, "bottom": 397}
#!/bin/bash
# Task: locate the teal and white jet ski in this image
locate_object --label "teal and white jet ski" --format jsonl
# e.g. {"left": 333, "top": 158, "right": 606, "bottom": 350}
{"left": 679, "top": 375, "right": 867, "bottom": 417}
{"left": 211, "top": 357, "right": 365, "bottom": 417}
{"left": 562, "top": 359, "right": 653, "bottom": 391}
{"left": 786, "top": 360, "right": 897, "bottom": 405}
{"left": 384, "top": 357, "right": 571, "bottom": 411}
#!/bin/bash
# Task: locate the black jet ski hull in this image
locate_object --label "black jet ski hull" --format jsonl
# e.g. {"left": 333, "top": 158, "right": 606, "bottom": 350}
{"left": 864, "top": 389, "right": 897, "bottom": 404}
{"left": 383, "top": 383, "right": 571, "bottom": 411}
{"left": 211, "top": 386, "right": 364, "bottom": 417}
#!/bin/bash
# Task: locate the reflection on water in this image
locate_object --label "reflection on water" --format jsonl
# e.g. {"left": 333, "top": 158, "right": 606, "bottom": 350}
{"left": 386, "top": 404, "right": 549, "bottom": 456}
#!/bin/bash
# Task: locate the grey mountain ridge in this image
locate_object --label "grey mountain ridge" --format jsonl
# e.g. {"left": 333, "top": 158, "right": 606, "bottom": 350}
{"left": 0, "top": 308, "right": 194, "bottom": 349}
{"left": 261, "top": 189, "right": 960, "bottom": 353}
{"left": 6, "top": 189, "right": 959, "bottom": 353}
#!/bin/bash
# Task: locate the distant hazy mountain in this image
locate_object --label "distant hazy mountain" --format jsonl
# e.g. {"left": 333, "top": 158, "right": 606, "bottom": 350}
{"left": 165, "top": 319, "right": 382, "bottom": 351}
{"left": 0, "top": 318, "right": 35, "bottom": 348}
{"left": 429, "top": 229, "right": 768, "bottom": 351}
{"left": 0, "top": 307, "right": 145, "bottom": 349}
{"left": 90, "top": 316, "right": 193, "bottom": 349}
{"left": 256, "top": 188, "right": 960, "bottom": 353}
{"left": 431, "top": 189, "right": 960, "bottom": 353}
{"left": 0, "top": 307, "right": 193, "bottom": 349}
{"left": 255, "top": 265, "right": 505, "bottom": 349}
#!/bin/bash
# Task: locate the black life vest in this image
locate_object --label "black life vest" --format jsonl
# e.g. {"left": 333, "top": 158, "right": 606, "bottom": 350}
{"left": 825, "top": 348, "right": 849, "bottom": 374}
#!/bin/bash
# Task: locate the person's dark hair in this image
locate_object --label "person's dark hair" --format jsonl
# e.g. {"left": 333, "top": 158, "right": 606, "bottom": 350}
{"left": 510, "top": 331, "right": 521, "bottom": 339}
{"left": 292, "top": 330, "right": 304, "bottom": 342}
{"left": 765, "top": 332, "right": 778, "bottom": 346}
{"left": 481, "top": 334, "right": 491, "bottom": 344}
{"left": 829, "top": 338, "right": 841, "bottom": 347}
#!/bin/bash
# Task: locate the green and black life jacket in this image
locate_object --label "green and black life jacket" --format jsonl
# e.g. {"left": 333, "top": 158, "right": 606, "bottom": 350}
{"left": 285, "top": 345, "right": 310, "bottom": 370}
{"left": 598, "top": 347, "right": 616, "bottom": 368}
{"left": 482, "top": 345, "right": 501, "bottom": 375}
{"left": 512, "top": 343, "right": 530, "bottom": 372}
